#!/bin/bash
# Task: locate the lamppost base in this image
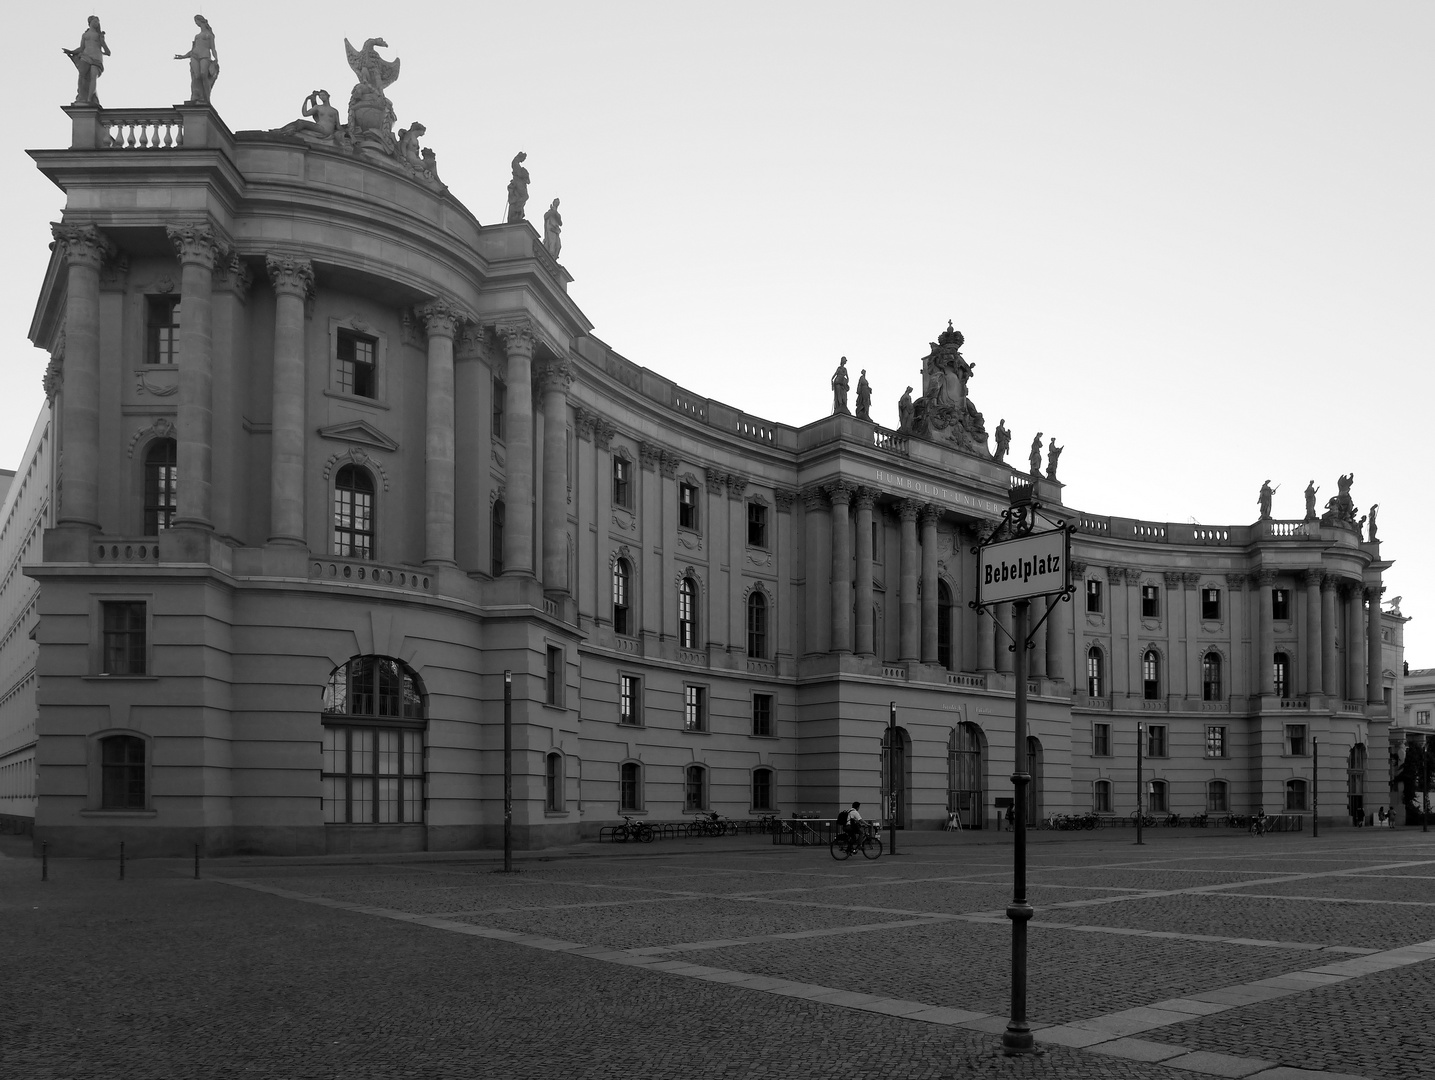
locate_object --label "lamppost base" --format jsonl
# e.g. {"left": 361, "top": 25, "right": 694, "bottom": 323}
{"left": 1000, "top": 1029, "right": 1043, "bottom": 1056}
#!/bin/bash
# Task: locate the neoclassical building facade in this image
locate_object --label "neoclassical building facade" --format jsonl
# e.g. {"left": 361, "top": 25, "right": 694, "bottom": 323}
{"left": 6, "top": 84, "right": 1405, "bottom": 855}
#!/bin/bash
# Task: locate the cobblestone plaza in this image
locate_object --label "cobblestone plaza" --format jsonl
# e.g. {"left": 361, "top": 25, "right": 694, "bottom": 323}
{"left": 4, "top": 828, "right": 1432, "bottom": 1079}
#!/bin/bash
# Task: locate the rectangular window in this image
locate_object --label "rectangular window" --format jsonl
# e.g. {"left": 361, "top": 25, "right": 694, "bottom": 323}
{"left": 1285, "top": 723, "right": 1308, "bottom": 757}
{"left": 492, "top": 378, "right": 506, "bottom": 440}
{"left": 322, "top": 726, "right": 424, "bottom": 824}
{"left": 1141, "top": 585, "right": 1160, "bottom": 618}
{"left": 101, "top": 601, "right": 147, "bottom": 675}
{"left": 752, "top": 693, "right": 774, "bottom": 737}
{"left": 620, "top": 762, "right": 641, "bottom": 811}
{"left": 1145, "top": 724, "right": 1167, "bottom": 758}
{"left": 1147, "top": 780, "right": 1168, "bottom": 813}
{"left": 146, "top": 296, "right": 182, "bottom": 365}
{"left": 336, "top": 329, "right": 377, "bottom": 398}
{"left": 1418, "top": 710, "right": 1432, "bottom": 726}
{"left": 1093, "top": 780, "right": 1112, "bottom": 814}
{"left": 1086, "top": 578, "right": 1102, "bottom": 614}
{"left": 1285, "top": 780, "right": 1308, "bottom": 812}
{"left": 752, "top": 769, "right": 773, "bottom": 811}
{"left": 1272, "top": 588, "right": 1290, "bottom": 620}
{"left": 613, "top": 457, "right": 632, "bottom": 508}
{"left": 679, "top": 482, "right": 698, "bottom": 530}
{"left": 619, "top": 674, "right": 641, "bottom": 726}
{"left": 684, "top": 685, "right": 706, "bottom": 732}
{"left": 684, "top": 766, "right": 706, "bottom": 811}
{"left": 1092, "top": 722, "right": 1111, "bottom": 757}
{"left": 1201, "top": 587, "right": 1221, "bottom": 620}
{"left": 546, "top": 646, "right": 563, "bottom": 707}
{"left": 100, "top": 736, "right": 146, "bottom": 809}
{"left": 747, "top": 502, "right": 768, "bottom": 548}
{"left": 1205, "top": 725, "right": 1226, "bottom": 758}
{"left": 546, "top": 754, "right": 563, "bottom": 812}
{"left": 1207, "top": 781, "right": 1229, "bottom": 813}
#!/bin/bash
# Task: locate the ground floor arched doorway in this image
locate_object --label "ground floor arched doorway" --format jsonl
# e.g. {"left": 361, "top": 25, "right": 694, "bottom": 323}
{"left": 881, "top": 725, "right": 912, "bottom": 828}
{"left": 948, "top": 722, "right": 985, "bottom": 828}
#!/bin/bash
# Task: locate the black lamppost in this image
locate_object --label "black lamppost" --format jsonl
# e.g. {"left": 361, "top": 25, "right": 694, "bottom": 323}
{"left": 1312, "top": 736, "right": 1319, "bottom": 838}
{"left": 888, "top": 702, "right": 898, "bottom": 856}
{"left": 1001, "top": 597, "right": 1034, "bottom": 1056}
{"left": 1135, "top": 721, "right": 1145, "bottom": 846}
{"left": 503, "top": 669, "right": 513, "bottom": 873}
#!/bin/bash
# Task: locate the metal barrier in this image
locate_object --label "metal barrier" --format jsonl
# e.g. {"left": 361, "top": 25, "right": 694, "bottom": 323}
{"left": 599, "top": 817, "right": 782, "bottom": 842}
{"left": 772, "top": 818, "right": 835, "bottom": 846}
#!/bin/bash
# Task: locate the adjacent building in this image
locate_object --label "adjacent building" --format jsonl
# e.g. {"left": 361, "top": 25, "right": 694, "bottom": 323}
{"left": 3, "top": 74, "right": 1405, "bottom": 855}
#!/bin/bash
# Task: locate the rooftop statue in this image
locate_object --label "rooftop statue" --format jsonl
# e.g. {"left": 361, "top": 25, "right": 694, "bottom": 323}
{"left": 831, "top": 357, "right": 850, "bottom": 415}
{"left": 63, "top": 15, "right": 110, "bottom": 106}
{"left": 278, "top": 90, "right": 342, "bottom": 141}
{"left": 855, "top": 369, "right": 871, "bottom": 421}
{"left": 1304, "top": 479, "right": 1319, "bottom": 521}
{"left": 507, "top": 153, "right": 530, "bottom": 223}
{"left": 906, "top": 322, "right": 989, "bottom": 454}
{"left": 1258, "top": 479, "right": 1273, "bottom": 520}
{"left": 993, "top": 419, "right": 1010, "bottom": 464}
{"left": 1320, "top": 472, "right": 1359, "bottom": 529}
{"left": 1029, "top": 433, "right": 1043, "bottom": 478}
{"left": 175, "top": 15, "right": 218, "bottom": 105}
{"left": 897, "top": 386, "right": 914, "bottom": 432}
{"left": 397, "top": 123, "right": 426, "bottom": 166}
{"left": 1046, "top": 438, "right": 1062, "bottom": 481}
{"left": 1368, "top": 503, "right": 1379, "bottom": 541}
{"left": 543, "top": 198, "right": 563, "bottom": 258}
{"left": 345, "top": 37, "right": 400, "bottom": 151}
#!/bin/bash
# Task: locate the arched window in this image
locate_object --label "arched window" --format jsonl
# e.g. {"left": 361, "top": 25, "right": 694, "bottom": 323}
{"left": 143, "top": 438, "right": 177, "bottom": 535}
{"left": 1202, "top": 652, "right": 1223, "bottom": 701}
{"left": 1087, "top": 647, "right": 1103, "bottom": 698}
{"left": 1147, "top": 779, "right": 1168, "bottom": 813}
{"left": 100, "top": 734, "right": 146, "bottom": 809}
{"left": 490, "top": 500, "right": 505, "bottom": 577}
{"left": 333, "top": 464, "right": 375, "bottom": 559}
{"left": 1207, "top": 780, "right": 1229, "bottom": 813}
{"left": 1093, "top": 779, "right": 1112, "bottom": 814}
{"left": 322, "top": 656, "right": 425, "bottom": 825}
{"left": 1285, "top": 778, "right": 1308, "bottom": 811}
{"left": 937, "top": 581, "right": 954, "bottom": 669}
{"left": 1273, "top": 652, "right": 1291, "bottom": 699}
{"left": 1142, "top": 650, "right": 1160, "bottom": 700}
{"left": 684, "top": 764, "right": 706, "bottom": 812}
{"left": 620, "top": 761, "right": 643, "bottom": 811}
{"left": 545, "top": 752, "right": 564, "bottom": 812}
{"left": 612, "top": 558, "right": 632, "bottom": 636}
{"left": 678, "top": 577, "right": 697, "bottom": 649}
{"left": 751, "top": 767, "right": 774, "bottom": 811}
{"left": 747, "top": 591, "right": 768, "bottom": 659}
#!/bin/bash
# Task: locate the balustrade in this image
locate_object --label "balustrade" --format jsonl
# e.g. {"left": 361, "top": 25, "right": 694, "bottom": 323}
{"left": 308, "top": 558, "right": 433, "bottom": 591}
{"left": 101, "top": 111, "right": 184, "bottom": 150}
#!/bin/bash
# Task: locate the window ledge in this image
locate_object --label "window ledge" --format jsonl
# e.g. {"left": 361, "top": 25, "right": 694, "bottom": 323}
{"left": 80, "top": 809, "right": 157, "bottom": 818}
{"left": 84, "top": 674, "right": 157, "bottom": 682}
{"left": 323, "top": 389, "right": 389, "bottom": 410}
{"left": 618, "top": 722, "right": 645, "bottom": 729}
{"left": 683, "top": 729, "right": 710, "bottom": 736}
{"left": 748, "top": 733, "right": 778, "bottom": 740}
{"left": 544, "top": 810, "right": 569, "bottom": 818}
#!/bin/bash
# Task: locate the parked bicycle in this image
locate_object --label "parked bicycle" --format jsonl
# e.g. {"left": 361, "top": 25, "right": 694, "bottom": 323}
{"left": 688, "top": 811, "right": 730, "bottom": 837}
{"left": 1130, "top": 810, "right": 1157, "bottom": 828}
{"left": 1161, "top": 812, "right": 1183, "bottom": 828}
{"left": 830, "top": 821, "right": 883, "bottom": 861}
{"left": 612, "top": 816, "right": 655, "bottom": 843}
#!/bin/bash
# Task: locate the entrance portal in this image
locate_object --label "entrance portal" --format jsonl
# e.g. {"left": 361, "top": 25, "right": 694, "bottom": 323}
{"left": 881, "top": 726, "right": 911, "bottom": 828}
{"left": 948, "top": 722, "right": 985, "bottom": 828}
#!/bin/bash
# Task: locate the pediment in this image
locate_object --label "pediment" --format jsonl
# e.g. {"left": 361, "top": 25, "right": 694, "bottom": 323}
{"left": 317, "top": 419, "right": 399, "bottom": 452}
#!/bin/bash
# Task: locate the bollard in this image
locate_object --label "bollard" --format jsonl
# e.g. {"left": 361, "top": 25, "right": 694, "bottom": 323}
{"left": 194, "top": 842, "right": 200, "bottom": 879}
{"left": 41, "top": 840, "right": 48, "bottom": 882}
{"left": 119, "top": 840, "right": 125, "bottom": 881}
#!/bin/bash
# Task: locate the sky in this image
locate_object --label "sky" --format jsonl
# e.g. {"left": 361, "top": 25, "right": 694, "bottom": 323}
{"left": 6, "top": 3, "right": 1433, "bottom": 660}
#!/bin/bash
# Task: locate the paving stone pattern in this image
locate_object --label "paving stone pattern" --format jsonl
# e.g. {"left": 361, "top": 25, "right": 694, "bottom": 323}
{"left": 4, "top": 829, "right": 1434, "bottom": 1078}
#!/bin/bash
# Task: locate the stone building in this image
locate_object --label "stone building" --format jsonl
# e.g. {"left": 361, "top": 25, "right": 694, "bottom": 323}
{"left": 5, "top": 67, "right": 1404, "bottom": 855}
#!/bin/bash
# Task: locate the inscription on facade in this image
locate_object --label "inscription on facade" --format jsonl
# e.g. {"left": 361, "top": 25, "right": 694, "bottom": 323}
{"left": 870, "top": 468, "right": 1004, "bottom": 518}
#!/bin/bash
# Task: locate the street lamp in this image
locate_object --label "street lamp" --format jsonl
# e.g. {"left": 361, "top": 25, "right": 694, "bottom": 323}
{"left": 1135, "top": 721, "right": 1145, "bottom": 846}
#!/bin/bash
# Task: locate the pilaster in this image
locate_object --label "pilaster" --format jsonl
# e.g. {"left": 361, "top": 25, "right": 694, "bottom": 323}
{"left": 264, "top": 253, "right": 314, "bottom": 546}
{"left": 50, "top": 222, "right": 108, "bottom": 530}
{"left": 168, "top": 222, "right": 223, "bottom": 531}
{"left": 497, "top": 321, "right": 537, "bottom": 576}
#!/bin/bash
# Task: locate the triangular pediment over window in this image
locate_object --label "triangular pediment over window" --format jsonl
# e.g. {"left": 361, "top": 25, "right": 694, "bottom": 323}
{"left": 317, "top": 419, "right": 399, "bottom": 452}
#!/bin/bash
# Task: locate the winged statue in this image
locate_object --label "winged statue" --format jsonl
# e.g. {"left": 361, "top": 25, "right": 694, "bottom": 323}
{"left": 345, "top": 37, "right": 400, "bottom": 90}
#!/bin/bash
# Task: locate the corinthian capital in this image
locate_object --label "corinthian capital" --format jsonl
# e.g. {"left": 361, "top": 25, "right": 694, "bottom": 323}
{"left": 919, "top": 503, "right": 942, "bottom": 527}
{"left": 826, "top": 481, "right": 854, "bottom": 507}
{"left": 415, "top": 299, "right": 469, "bottom": 340}
{"left": 50, "top": 222, "right": 110, "bottom": 271}
{"left": 166, "top": 223, "right": 224, "bottom": 269}
{"left": 496, "top": 319, "right": 536, "bottom": 358}
{"left": 536, "top": 359, "right": 574, "bottom": 393}
{"left": 265, "top": 252, "right": 315, "bottom": 299}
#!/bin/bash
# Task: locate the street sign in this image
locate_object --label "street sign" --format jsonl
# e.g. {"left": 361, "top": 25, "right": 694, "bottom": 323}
{"left": 977, "top": 529, "right": 1069, "bottom": 606}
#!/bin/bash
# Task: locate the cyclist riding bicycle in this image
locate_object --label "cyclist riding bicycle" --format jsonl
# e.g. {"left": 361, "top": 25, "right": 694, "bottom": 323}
{"left": 835, "top": 801, "right": 863, "bottom": 854}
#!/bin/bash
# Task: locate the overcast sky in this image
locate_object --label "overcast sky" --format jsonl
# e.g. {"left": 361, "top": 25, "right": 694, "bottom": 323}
{"left": 8, "top": 3, "right": 1432, "bottom": 661}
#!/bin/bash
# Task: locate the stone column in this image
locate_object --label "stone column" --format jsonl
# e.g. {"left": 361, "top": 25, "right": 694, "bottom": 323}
{"left": 1344, "top": 583, "right": 1364, "bottom": 704}
{"left": 1321, "top": 574, "right": 1339, "bottom": 700}
{"left": 498, "top": 322, "right": 536, "bottom": 576}
{"left": 264, "top": 254, "right": 313, "bottom": 546}
{"left": 828, "top": 482, "right": 853, "bottom": 654}
{"left": 919, "top": 504, "right": 939, "bottom": 664}
{"left": 417, "top": 301, "right": 466, "bottom": 566}
{"left": 1301, "top": 569, "right": 1323, "bottom": 696}
{"left": 898, "top": 500, "right": 920, "bottom": 663}
{"left": 995, "top": 603, "right": 1014, "bottom": 674}
{"left": 537, "top": 360, "right": 574, "bottom": 592}
{"left": 50, "top": 223, "right": 107, "bottom": 529}
{"left": 1257, "top": 569, "right": 1277, "bottom": 696}
{"left": 977, "top": 601, "right": 996, "bottom": 671}
{"left": 803, "top": 487, "right": 831, "bottom": 654}
{"left": 1050, "top": 560, "right": 1081, "bottom": 685}
{"left": 853, "top": 488, "right": 875, "bottom": 656}
{"left": 1366, "top": 585, "right": 1383, "bottom": 705}
{"left": 168, "top": 224, "right": 221, "bottom": 530}
{"left": 1226, "top": 573, "right": 1247, "bottom": 697}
